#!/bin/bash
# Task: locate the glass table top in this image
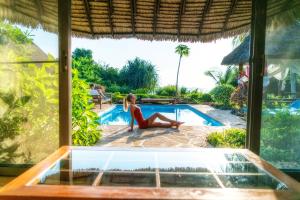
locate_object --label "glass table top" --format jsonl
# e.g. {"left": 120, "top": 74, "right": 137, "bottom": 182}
{"left": 37, "top": 149, "right": 287, "bottom": 190}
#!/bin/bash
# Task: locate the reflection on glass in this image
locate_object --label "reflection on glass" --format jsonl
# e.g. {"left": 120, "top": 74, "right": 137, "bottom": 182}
{"left": 100, "top": 172, "right": 156, "bottom": 187}
{"left": 260, "top": 0, "right": 300, "bottom": 170}
{"left": 218, "top": 175, "right": 287, "bottom": 190}
{"left": 0, "top": 0, "right": 59, "bottom": 165}
{"left": 225, "top": 153, "right": 249, "bottom": 162}
{"left": 158, "top": 161, "right": 209, "bottom": 172}
{"left": 36, "top": 149, "right": 288, "bottom": 189}
{"left": 212, "top": 163, "right": 260, "bottom": 174}
{"left": 106, "top": 161, "right": 156, "bottom": 172}
{"left": 39, "top": 171, "right": 99, "bottom": 186}
{"left": 160, "top": 174, "right": 220, "bottom": 188}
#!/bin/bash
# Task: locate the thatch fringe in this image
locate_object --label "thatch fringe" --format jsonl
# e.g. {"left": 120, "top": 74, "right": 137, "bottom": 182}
{"left": 0, "top": 0, "right": 298, "bottom": 43}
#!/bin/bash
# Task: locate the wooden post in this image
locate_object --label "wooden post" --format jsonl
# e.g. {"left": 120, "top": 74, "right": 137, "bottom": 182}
{"left": 246, "top": 0, "right": 267, "bottom": 154}
{"left": 58, "top": 0, "right": 72, "bottom": 146}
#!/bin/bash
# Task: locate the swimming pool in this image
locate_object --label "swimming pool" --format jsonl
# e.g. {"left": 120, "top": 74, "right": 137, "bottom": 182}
{"left": 99, "top": 105, "right": 223, "bottom": 126}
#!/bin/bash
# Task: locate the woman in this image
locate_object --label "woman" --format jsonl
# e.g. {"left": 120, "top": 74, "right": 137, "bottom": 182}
{"left": 124, "top": 93, "right": 183, "bottom": 131}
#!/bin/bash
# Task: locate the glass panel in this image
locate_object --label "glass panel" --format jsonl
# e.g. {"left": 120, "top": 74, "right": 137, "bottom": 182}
{"left": 260, "top": 0, "right": 300, "bottom": 170}
{"left": 36, "top": 149, "right": 289, "bottom": 189}
{"left": 218, "top": 175, "right": 287, "bottom": 190}
{"left": 100, "top": 172, "right": 156, "bottom": 187}
{"left": 39, "top": 171, "right": 99, "bottom": 186}
{"left": 212, "top": 162, "right": 261, "bottom": 174}
{"left": 0, "top": 0, "right": 59, "bottom": 166}
{"left": 160, "top": 174, "right": 220, "bottom": 188}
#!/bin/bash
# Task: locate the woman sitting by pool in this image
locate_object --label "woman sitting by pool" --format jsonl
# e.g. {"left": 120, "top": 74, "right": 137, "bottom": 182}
{"left": 124, "top": 93, "right": 183, "bottom": 131}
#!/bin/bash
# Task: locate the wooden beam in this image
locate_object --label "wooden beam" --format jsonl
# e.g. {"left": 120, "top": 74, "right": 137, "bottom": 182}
{"left": 107, "top": 0, "right": 114, "bottom": 36}
{"left": 247, "top": 0, "right": 267, "bottom": 154}
{"left": 153, "top": 0, "right": 160, "bottom": 35}
{"left": 198, "top": 0, "right": 212, "bottom": 35}
{"left": 58, "top": 0, "right": 72, "bottom": 147}
{"left": 130, "top": 0, "right": 136, "bottom": 35}
{"left": 83, "top": 0, "right": 94, "bottom": 36}
{"left": 177, "top": 0, "right": 186, "bottom": 37}
{"left": 222, "top": 0, "right": 238, "bottom": 32}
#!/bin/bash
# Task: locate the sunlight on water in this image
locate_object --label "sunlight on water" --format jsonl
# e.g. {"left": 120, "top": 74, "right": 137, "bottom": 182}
{"left": 99, "top": 105, "right": 223, "bottom": 126}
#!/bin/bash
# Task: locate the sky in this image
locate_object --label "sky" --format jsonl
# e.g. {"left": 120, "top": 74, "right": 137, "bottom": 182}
{"left": 25, "top": 27, "right": 234, "bottom": 92}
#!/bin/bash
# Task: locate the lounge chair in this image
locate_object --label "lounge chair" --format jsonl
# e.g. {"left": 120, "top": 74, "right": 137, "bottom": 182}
{"left": 140, "top": 98, "right": 177, "bottom": 104}
{"left": 89, "top": 89, "right": 112, "bottom": 109}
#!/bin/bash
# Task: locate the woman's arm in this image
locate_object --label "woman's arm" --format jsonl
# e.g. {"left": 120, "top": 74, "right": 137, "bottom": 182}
{"left": 129, "top": 106, "right": 134, "bottom": 131}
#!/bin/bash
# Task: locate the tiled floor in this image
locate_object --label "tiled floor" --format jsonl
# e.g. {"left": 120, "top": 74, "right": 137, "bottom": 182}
{"left": 96, "top": 104, "right": 246, "bottom": 148}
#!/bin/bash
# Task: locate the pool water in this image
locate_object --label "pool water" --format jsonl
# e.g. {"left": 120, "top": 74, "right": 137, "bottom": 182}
{"left": 99, "top": 105, "right": 223, "bottom": 126}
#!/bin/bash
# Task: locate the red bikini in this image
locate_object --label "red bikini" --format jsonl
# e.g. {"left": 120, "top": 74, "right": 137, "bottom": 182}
{"left": 133, "top": 107, "right": 149, "bottom": 129}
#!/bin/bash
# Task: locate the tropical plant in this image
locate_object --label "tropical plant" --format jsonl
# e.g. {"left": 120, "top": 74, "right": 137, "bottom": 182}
{"left": 175, "top": 44, "right": 190, "bottom": 97}
{"left": 72, "top": 69, "right": 101, "bottom": 146}
{"left": 156, "top": 85, "right": 177, "bottom": 96}
{"left": 205, "top": 66, "right": 238, "bottom": 87}
{"left": 210, "top": 84, "right": 235, "bottom": 107}
{"left": 72, "top": 50, "right": 102, "bottom": 84}
{"left": 119, "top": 57, "right": 158, "bottom": 91}
{"left": 260, "top": 109, "right": 300, "bottom": 169}
{"left": 186, "top": 91, "right": 213, "bottom": 104}
{"left": 207, "top": 128, "right": 246, "bottom": 148}
{"left": 0, "top": 91, "right": 30, "bottom": 163}
{"left": 72, "top": 48, "right": 93, "bottom": 60}
{"left": 0, "top": 22, "right": 59, "bottom": 163}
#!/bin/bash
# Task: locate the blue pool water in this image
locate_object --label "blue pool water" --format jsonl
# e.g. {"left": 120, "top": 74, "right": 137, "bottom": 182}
{"left": 99, "top": 105, "right": 223, "bottom": 126}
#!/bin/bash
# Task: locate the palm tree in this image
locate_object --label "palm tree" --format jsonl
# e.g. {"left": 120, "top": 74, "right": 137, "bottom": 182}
{"left": 205, "top": 66, "right": 238, "bottom": 86}
{"left": 175, "top": 44, "right": 190, "bottom": 97}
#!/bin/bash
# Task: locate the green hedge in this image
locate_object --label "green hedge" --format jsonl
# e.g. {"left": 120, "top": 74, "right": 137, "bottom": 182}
{"left": 207, "top": 128, "right": 246, "bottom": 148}
{"left": 185, "top": 92, "right": 212, "bottom": 103}
{"left": 210, "top": 84, "right": 234, "bottom": 107}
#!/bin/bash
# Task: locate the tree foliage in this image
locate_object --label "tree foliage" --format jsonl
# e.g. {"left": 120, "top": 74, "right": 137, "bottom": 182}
{"left": 175, "top": 44, "right": 190, "bottom": 96}
{"left": 72, "top": 48, "right": 93, "bottom": 60}
{"left": 72, "top": 69, "right": 101, "bottom": 146}
{"left": 0, "top": 22, "right": 33, "bottom": 45}
{"left": 0, "top": 21, "right": 59, "bottom": 163}
{"left": 72, "top": 48, "right": 102, "bottom": 84}
{"left": 205, "top": 66, "right": 238, "bottom": 87}
{"left": 210, "top": 84, "right": 235, "bottom": 107}
{"left": 0, "top": 91, "right": 30, "bottom": 163}
{"left": 119, "top": 57, "right": 158, "bottom": 91}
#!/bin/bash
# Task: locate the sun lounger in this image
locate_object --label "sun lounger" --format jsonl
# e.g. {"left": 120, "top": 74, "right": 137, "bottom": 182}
{"left": 90, "top": 89, "right": 112, "bottom": 109}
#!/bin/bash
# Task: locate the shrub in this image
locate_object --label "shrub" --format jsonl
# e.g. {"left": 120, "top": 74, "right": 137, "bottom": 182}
{"left": 186, "top": 92, "right": 212, "bottom": 104}
{"left": 106, "top": 84, "right": 130, "bottom": 94}
{"left": 132, "top": 88, "right": 150, "bottom": 94}
{"left": 210, "top": 84, "right": 235, "bottom": 106}
{"left": 156, "top": 85, "right": 177, "bottom": 96}
{"left": 72, "top": 69, "right": 101, "bottom": 146}
{"left": 201, "top": 93, "right": 213, "bottom": 102}
{"left": 207, "top": 128, "right": 246, "bottom": 148}
{"left": 180, "top": 87, "right": 189, "bottom": 95}
{"left": 112, "top": 92, "right": 125, "bottom": 103}
{"left": 260, "top": 109, "right": 300, "bottom": 168}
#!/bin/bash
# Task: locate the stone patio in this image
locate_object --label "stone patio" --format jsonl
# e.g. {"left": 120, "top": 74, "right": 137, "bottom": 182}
{"left": 95, "top": 104, "right": 246, "bottom": 148}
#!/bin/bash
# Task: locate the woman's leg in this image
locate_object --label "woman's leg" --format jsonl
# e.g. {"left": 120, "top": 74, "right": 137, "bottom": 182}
{"left": 147, "top": 112, "right": 177, "bottom": 125}
{"left": 148, "top": 122, "right": 173, "bottom": 128}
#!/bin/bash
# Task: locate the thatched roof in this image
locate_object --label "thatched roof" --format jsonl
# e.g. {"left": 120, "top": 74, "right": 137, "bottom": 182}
{"left": 221, "top": 35, "right": 250, "bottom": 65}
{"left": 221, "top": 22, "right": 300, "bottom": 65}
{"left": 0, "top": 0, "right": 299, "bottom": 42}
